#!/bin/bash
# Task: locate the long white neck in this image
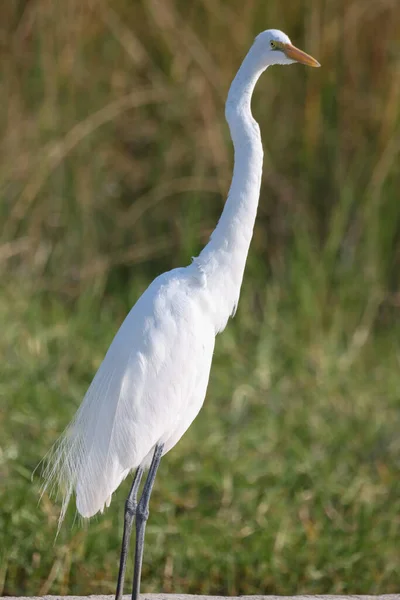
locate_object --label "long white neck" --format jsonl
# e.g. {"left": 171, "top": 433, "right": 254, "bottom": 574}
{"left": 193, "top": 46, "right": 266, "bottom": 332}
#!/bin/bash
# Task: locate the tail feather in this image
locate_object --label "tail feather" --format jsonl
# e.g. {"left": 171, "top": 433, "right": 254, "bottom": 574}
{"left": 41, "top": 332, "right": 145, "bottom": 526}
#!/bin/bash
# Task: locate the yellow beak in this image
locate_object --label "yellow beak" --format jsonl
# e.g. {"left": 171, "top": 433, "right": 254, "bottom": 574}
{"left": 283, "top": 43, "right": 320, "bottom": 67}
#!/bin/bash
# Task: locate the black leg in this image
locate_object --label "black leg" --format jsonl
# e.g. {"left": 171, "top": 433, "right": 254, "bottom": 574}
{"left": 131, "top": 443, "right": 164, "bottom": 600}
{"left": 115, "top": 466, "right": 144, "bottom": 600}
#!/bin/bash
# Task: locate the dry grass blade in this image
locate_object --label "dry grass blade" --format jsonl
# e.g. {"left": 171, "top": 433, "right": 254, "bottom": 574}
{"left": 7, "top": 87, "right": 171, "bottom": 237}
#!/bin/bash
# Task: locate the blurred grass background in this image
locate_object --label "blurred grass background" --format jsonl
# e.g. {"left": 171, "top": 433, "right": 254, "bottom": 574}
{"left": 1, "top": 0, "right": 400, "bottom": 595}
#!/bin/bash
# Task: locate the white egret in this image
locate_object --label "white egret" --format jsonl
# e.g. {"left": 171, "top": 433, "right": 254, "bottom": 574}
{"left": 43, "top": 29, "right": 319, "bottom": 600}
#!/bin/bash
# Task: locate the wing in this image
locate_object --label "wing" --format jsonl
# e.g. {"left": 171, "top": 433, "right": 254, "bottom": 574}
{"left": 43, "top": 268, "right": 215, "bottom": 524}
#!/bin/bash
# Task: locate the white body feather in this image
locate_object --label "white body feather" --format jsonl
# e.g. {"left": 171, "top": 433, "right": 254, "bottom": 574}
{"left": 44, "top": 29, "right": 300, "bottom": 522}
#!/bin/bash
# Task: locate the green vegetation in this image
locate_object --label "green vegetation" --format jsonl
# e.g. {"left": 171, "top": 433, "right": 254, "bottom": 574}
{"left": 1, "top": 0, "right": 400, "bottom": 595}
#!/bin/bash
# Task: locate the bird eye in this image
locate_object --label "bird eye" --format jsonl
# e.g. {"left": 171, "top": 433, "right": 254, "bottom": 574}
{"left": 270, "top": 41, "right": 276, "bottom": 49}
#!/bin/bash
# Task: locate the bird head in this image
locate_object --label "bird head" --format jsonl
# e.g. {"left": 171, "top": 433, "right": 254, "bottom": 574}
{"left": 254, "top": 29, "right": 320, "bottom": 68}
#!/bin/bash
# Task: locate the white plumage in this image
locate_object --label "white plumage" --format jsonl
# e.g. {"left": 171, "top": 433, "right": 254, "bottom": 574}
{"left": 50, "top": 267, "right": 216, "bottom": 520}
{"left": 43, "top": 30, "right": 319, "bottom": 550}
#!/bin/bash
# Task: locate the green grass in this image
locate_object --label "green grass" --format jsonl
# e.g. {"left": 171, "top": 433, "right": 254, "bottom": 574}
{"left": 1, "top": 0, "right": 400, "bottom": 595}
{"left": 2, "top": 281, "right": 400, "bottom": 595}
